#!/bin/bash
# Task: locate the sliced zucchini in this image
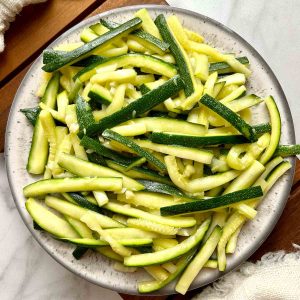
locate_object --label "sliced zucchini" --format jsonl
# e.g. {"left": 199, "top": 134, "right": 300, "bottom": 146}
{"left": 274, "top": 145, "right": 300, "bottom": 157}
{"left": 117, "top": 191, "right": 176, "bottom": 210}
{"left": 80, "top": 135, "right": 134, "bottom": 164}
{"left": 155, "top": 14, "right": 195, "bottom": 96}
{"left": 134, "top": 139, "right": 213, "bottom": 164}
{"left": 135, "top": 8, "right": 162, "bottom": 39}
{"left": 200, "top": 94, "right": 257, "bottom": 142}
{"left": 64, "top": 237, "right": 153, "bottom": 247}
{"left": 26, "top": 198, "right": 79, "bottom": 238}
{"left": 160, "top": 186, "right": 263, "bottom": 216}
{"left": 76, "top": 96, "right": 95, "bottom": 137}
{"left": 20, "top": 107, "right": 41, "bottom": 126}
{"left": 150, "top": 132, "right": 249, "bottom": 147}
{"left": 137, "top": 180, "right": 199, "bottom": 201}
{"left": 104, "top": 202, "right": 196, "bottom": 228}
{"left": 86, "top": 76, "right": 184, "bottom": 135}
{"left": 27, "top": 72, "right": 60, "bottom": 174}
{"left": 131, "top": 117, "right": 206, "bottom": 135}
{"left": 165, "top": 155, "right": 240, "bottom": 193}
{"left": 259, "top": 96, "right": 281, "bottom": 164}
{"left": 102, "top": 129, "right": 166, "bottom": 172}
{"left": 43, "top": 17, "right": 142, "bottom": 72}
{"left": 74, "top": 53, "right": 177, "bottom": 82}
{"left": 138, "top": 249, "right": 196, "bottom": 293}
{"left": 124, "top": 218, "right": 210, "bottom": 266}
{"left": 45, "top": 196, "right": 123, "bottom": 228}
{"left": 209, "top": 57, "right": 249, "bottom": 74}
{"left": 64, "top": 215, "right": 93, "bottom": 238}
{"left": 58, "top": 153, "right": 144, "bottom": 191}
{"left": 127, "top": 218, "right": 178, "bottom": 236}
{"left": 106, "top": 160, "right": 171, "bottom": 185}
{"left": 67, "top": 192, "right": 103, "bottom": 213}
{"left": 88, "top": 83, "right": 112, "bottom": 106}
{"left": 23, "top": 177, "right": 122, "bottom": 197}
{"left": 175, "top": 226, "right": 222, "bottom": 295}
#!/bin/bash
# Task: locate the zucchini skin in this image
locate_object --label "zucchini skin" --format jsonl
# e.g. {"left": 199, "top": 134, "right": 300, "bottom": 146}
{"left": 76, "top": 96, "right": 95, "bottom": 137}
{"left": 74, "top": 53, "right": 176, "bottom": 81}
{"left": 150, "top": 132, "right": 249, "bottom": 146}
{"left": 72, "top": 55, "right": 105, "bottom": 67}
{"left": 20, "top": 107, "right": 41, "bottom": 126}
{"left": 155, "top": 14, "right": 194, "bottom": 96}
{"left": 160, "top": 186, "right": 263, "bottom": 216}
{"left": 42, "top": 17, "right": 142, "bottom": 72}
{"left": 274, "top": 145, "right": 300, "bottom": 157}
{"left": 200, "top": 94, "right": 257, "bottom": 142}
{"left": 138, "top": 248, "right": 197, "bottom": 293}
{"left": 80, "top": 135, "right": 135, "bottom": 164}
{"left": 86, "top": 75, "right": 184, "bottom": 135}
{"left": 138, "top": 180, "right": 200, "bottom": 201}
{"left": 106, "top": 160, "right": 172, "bottom": 184}
{"left": 72, "top": 247, "right": 89, "bottom": 260}
{"left": 102, "top": 129, "right": 166, "bottom": 172}
{"left": 253, "top": 123, "right": 271, "bottom": 136}
{"left": 68, "top": 192, "right": 104, "bottom": 214}
{"left": 209, "top": 57, "right": 249, "bottom": 74}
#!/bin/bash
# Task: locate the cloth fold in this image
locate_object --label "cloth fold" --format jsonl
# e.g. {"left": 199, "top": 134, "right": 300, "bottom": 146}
{"left": 193, "top": 245, "right": 300, "bottom": 300}
{"left": 0, "top": 0, "right": 47, "bottom": 52}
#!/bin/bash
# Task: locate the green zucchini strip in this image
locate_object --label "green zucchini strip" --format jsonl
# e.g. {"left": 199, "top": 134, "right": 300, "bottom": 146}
{"left": 104, "top": 202, "right": 196, "bottom": 228}
{"left": 76, "top": 95, "right": 95, "bottom": 137}
{"left": 86, "top": 75, "right": 184, "bottom": 135}
{"left": 160, "top": 186, "right": 263, "bottom": 216}
{"left": 209, "top": 57, "right": 249, "bottom": 74}
{"left": 138, "top": 249, "right": 197, "bottom": 293}
{"left": 27, "top": 72, "right": 60, "bottom": 174}
{"left": 43, "top": 17, "right": 142, "bottom": 72}
{"left": 26, "top": 198, "right": 79, "bottom": 238}
{"left": 200, "top": 94, "right": 257, "bottom": 142}
{"left": 124, "top": 218, "right": 210, "bottom": 266}
{"left": 106, "top": 160, "right": 171, "bottom": 185}
{"left": 58, "top": 153, "right": 144, "bottom": 191}
{"left": 165, "top": 156, "right": 240, "bottom": 193}
{"left": 274, "top": 145, "right": 300, "bottom": 157}
{"left": 176, "top": 226, "right": 222, "bottom": 295}
{"left": 74, "top": 53, "right": 177, "bottom": 82}
{"left": 102, "top": 129, "right": 166, "bottom": 172}
{"left": 155, "top": 14, "right": 195, "bottom": 96}
{"left": 259, "top": 96, "right": 281, "bottom": 164}
{"left": 23, "top": 177, "right": 123, "bottom": 197}
{"left": 150, "top": 132, "right": 249, "bottom": 147}
{"left": 45, "top": 196, "right": 124, "bottom": 229}
{"left": 80, "top": 135, "right": 135, "bottom": 164}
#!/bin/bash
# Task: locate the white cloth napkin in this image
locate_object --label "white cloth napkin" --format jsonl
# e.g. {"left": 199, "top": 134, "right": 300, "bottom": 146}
{"left": 193, "top": 246, "right": 300, "bottom": 300}
{"left": 0, "top": 0, "right": 47, "bottom": 52}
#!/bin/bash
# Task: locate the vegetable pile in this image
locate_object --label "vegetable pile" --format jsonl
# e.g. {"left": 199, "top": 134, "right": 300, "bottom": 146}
{"left": 21, "top": 8, "right": 298, "bottom": 294}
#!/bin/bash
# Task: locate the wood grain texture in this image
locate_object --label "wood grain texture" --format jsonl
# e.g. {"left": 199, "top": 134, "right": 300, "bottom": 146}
{"left": 89, "top": 0, "right": 166, "bottom": 17}
{"left": 0, "top": 66, "right": 29, "bottom": 152}
{"left": 0, "top": 0, "right": 101, "bottom": 85}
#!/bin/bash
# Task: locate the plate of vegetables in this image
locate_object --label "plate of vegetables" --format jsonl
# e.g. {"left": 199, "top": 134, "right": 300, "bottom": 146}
{"left": 5, "top": 5, "right": 298, "bottom": 295}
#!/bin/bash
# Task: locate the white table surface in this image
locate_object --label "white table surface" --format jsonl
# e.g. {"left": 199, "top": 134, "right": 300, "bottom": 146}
{"left": 1, "top": 1, "right": 300, "bottom": 299}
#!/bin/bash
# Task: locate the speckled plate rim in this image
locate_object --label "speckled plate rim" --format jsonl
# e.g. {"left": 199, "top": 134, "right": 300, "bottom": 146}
{"left": 5, "top": 4, "right": 296, "bottom": 295}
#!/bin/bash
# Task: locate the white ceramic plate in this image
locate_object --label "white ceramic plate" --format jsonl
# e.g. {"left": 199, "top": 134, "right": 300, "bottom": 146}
{"left": 5, "top": 5, "right": 295, "bottom": 295}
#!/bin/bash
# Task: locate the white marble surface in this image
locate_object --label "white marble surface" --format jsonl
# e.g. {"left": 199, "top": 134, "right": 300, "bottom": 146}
{"left": 167, "top": 0, "right": 300, "bottom": 144}
{"left": 0, "top": 154, "right": 121, "bottom": 300}
{"left": 1, "top": 1, "right": 300, "bottom": 298}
